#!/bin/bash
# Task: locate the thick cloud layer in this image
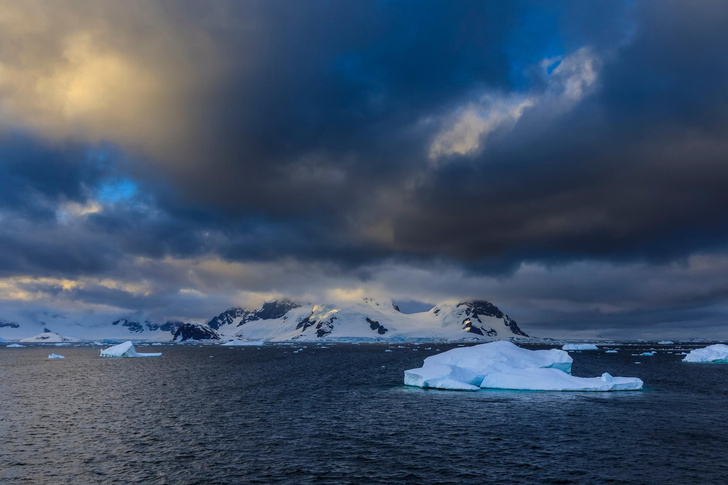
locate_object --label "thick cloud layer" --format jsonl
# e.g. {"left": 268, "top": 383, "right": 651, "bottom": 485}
{"left": 1, "top": 1, "right": 728, "bottom": 336}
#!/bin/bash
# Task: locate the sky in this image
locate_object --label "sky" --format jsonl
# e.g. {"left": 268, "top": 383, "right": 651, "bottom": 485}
{"left": 2, "top": 0, "right": 728, "bottom": 338}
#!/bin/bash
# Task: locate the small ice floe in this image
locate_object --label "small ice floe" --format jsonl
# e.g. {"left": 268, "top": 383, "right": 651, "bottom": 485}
{"left": 220, "top": 339, "right": 264, "bottom": 347}
{"left": 640, "top": 352, "right": 655, "bottom": 356}
{"left": 635, "top": 362, "right": 642, "bottom": 364}
{"left": 682, "top": 344, "right": 728, "bottom": 363}
{"left": 100, "top": 341, "right": 162, "bottom": 358}
{"left": 384, "top": 349, "right": 392, "bottom": 352}
{"left": 562, "top": 343, "right": 599, "bottom": 351}
{"left": 48, "top": 353, "right": 65, "bottom": 359}
{"left": 605, "top": 350, "right": 618, "bottom": 353}
{"left": 405, "top": 341, "right": 642, "bottom": 392}
{"left": 6, "top": 344, "right": 25, "bottom": 348}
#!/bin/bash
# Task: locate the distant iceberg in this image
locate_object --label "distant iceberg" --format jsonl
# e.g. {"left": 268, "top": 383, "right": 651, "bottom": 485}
{"left": 220, "top": 339, "right": 264, "bottom": 346}
{"left": 6, "top": 344, "right": 25, "bottom": 348}
{"left": 48, "top": 353, "right": 65, "bottom": 359}
{"left": 404, "top": 341, "right": 643, "bottom": 391}
{"left": 100, "top": 341, "right": 162, "bottom": 358}
{"left": 683, "top": 344, "right": 728, "bottom": 363}
{"left": 562, "top": 343, "right": 599, "bottom": 351}
{"left": 658, "top": 340, "right": 675, "bottom": 345}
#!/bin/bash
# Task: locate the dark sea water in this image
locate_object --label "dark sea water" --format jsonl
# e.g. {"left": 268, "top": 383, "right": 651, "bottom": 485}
{"left": 1, "top": 342, "right": 727, "bottom": 484}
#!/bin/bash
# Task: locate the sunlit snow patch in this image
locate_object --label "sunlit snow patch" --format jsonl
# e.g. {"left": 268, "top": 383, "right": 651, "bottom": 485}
{"left": 100, "top": 341, "right": 162, "bottom": 358}
{"left": 404, "top": 341, "right": 642, "bottom": 391}
{"left": 682, "top": 344, "right": 728, "bottom": 363}
{"left": 562, "top": 343, "right": 598, "bottom": 351}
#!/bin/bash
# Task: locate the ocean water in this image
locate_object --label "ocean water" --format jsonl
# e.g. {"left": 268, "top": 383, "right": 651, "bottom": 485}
{"left": 1, "top": 343, "right": 727, "bottom": 484}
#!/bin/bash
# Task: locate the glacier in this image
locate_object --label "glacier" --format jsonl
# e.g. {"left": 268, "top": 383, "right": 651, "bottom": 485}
{"left": 404, "top": 341, "right": 643, "bottom": 391}
{"left": 562, "top": 343, "right": 599, "bottom": 351}
{"left": 220, "top": 339, "right": 265, "bottom": 346}
{"left": 682, "top": 344, "right": 728, "bottom": 363}
{"left": 100, "top": 341, "right": 162, "bottom": 358}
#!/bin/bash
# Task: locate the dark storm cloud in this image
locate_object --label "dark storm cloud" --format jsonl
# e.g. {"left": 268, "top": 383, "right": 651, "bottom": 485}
{"left": 388, "top": 0, "right": 728, "bottom": 267}
{"left": 2, "top": 0, "right": 728, "bottom": 336}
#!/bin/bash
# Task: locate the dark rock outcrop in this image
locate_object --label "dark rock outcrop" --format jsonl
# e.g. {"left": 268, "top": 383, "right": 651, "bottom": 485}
{"left": 173, "top": 322, "right": 220, "bottom": 342}
{"left": 457, "top": 301, "right": 528, "bottom": 338}
{"left": 366, "top": 317, "right": 388, "bottom": 335}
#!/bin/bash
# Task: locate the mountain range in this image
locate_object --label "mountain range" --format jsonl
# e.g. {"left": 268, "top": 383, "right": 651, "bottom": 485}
{"left": 0, "top": 297, "right": 528, "bottom": 342}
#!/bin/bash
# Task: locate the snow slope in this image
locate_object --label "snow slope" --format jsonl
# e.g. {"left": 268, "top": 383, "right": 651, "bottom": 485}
{"left": 19, "top": 332, "right": 79, "bottom": 343}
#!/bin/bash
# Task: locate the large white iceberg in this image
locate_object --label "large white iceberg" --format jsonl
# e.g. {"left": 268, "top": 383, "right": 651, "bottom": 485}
{"left": 100, "top": 341, "right": 162, "bottom": 358}
{"left": 404, "top": 341, "right": 643, "bottom": 391}
{"left": 562, "top": 343, "right": 599, "bottom": 351}
{"left": 682, "top": 344, "right": 728, "bottom": 363}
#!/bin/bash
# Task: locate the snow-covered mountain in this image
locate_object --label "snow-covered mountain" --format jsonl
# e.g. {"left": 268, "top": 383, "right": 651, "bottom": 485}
{"left": 19, "top": 331, "right": 79, "bottom": 343}
{"left": 0, "top": 297, "right": 528, "bottom": 342}
{"left": 206, "top": 297, "right": 527, "bottom": 342}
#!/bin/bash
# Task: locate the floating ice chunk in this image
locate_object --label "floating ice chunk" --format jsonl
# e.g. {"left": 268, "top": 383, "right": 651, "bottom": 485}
{"left": 480, "top": 369, "right": 643, "bottom": 391}
{"left": 605, "top": 350, "right": 618, "bottom": 353}
{"left": 562, "top": 343, "right": 599, "bottom": 351}
{"left": 404, "top": 341, "right": 643, "bottom": 392}
{"left": 220, "top": 339, "right": 264, "bottom": 346}
{"left": 6, "top": 344, "right": 25, "bottom": 348}
{"left": 658, "top": 340, "right": 675, "bottom": 345}
{"left": 682, "top": 344, "right": 728, "bottom": 363}
{"left": 100, "top": 341, "right": 162, "bottom": 358}
{"left": 405, "top": 341, "right": 572, "bottom": 390}
{"left": 640, "top": 351, "right": 655, "bottom": 356}
{"left": 48, "top": 353, "right": 65, "bottom": 359}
